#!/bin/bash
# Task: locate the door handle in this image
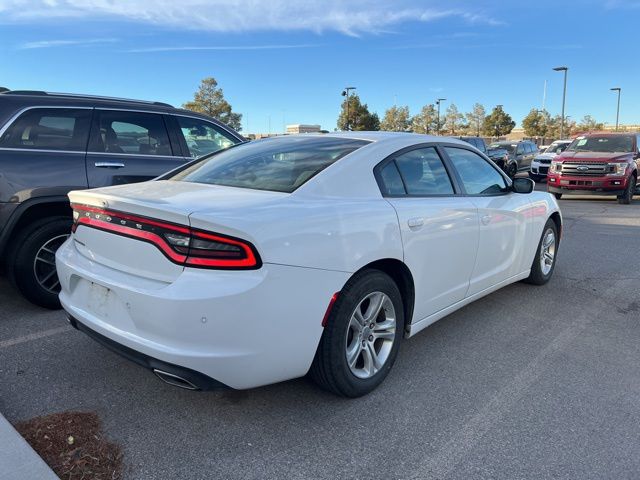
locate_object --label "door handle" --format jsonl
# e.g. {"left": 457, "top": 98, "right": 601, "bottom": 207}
{"left": 407, "top": 217, "right": 424, "bottom": 228}
{"left": 481, "top": 214, "right": 492, "bottom": 225}
{"left": 95, "top": 161, "right": 125, "bottom": 168}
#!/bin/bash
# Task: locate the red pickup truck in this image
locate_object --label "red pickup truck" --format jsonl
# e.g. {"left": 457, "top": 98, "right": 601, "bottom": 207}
{"left": 547, "top": 133, "right": 639, "bottom": 204}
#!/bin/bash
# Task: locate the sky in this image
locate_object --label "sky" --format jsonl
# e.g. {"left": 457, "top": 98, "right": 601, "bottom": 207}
{"left": 0, "top": 0, "right": 638, "bottom": 133}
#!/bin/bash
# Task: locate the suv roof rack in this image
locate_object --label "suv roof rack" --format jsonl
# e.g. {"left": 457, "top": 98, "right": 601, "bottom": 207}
{"left": 1, "top": 90, "right": 173, "bottom": 108}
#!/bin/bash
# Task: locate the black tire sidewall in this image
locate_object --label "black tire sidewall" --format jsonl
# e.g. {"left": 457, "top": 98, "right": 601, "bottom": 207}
{"left": 11, "top": 217, "right": 72, "bottom": 309}
{"left": 315, "top": 270, "right": 404, "bottom": 397}
{"left": 527, "top": 219, "right": 558, "bottom": 285}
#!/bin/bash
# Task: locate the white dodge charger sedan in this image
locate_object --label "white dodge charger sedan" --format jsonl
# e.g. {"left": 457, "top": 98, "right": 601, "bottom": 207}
{"left": 56, "top": 133, "right": 561, "bottom": 397}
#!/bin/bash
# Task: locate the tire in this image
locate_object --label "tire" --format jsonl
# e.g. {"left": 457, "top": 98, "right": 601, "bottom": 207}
{"left": 9, "top": 216, "right": 72, "bottom": 309}
{"left": 506, "top": 163, "right": 518, "bottom": 179}
{"left": 309, "top": 269, "right": 404, "bottom": 397}
{"left": 528, "top": 172, "right": 544, "bottom": 183}
{"left": 554, "top": 193, "right": 562, "bottom": 200}
{"left": 524, "top": 219, "right": 558, "bottom": 286}
{"left": 617, "top": 175, "right": 636, "bottom": 205}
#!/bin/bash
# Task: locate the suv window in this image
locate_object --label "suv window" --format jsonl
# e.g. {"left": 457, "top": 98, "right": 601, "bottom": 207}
{"left": 0, "top": 108, "right": 91, "bottom": 151}
{"left": 516, "top": 144, "right": 525, "bottom": 155}
{"left": 176, "top": 117, "right": 237, "bottom": 158}
{"left": 89, "top": 110, "right": 173, "bottom": 156}
{"left": 392, "top": 147, "right": 454, "bottom": 195}
{"left": 445, "top": 147, "right": 508, "bottom": 195}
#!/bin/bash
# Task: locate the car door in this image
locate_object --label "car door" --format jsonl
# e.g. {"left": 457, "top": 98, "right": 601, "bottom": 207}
{"left": 443, "top": 146, "right": 531, "bottom": 296}
{"left": 377, "top": 145, "right": 479, "bottom": 321}
{"left": 0, "top": 106, "right": 92, "bottom": 202}
{"left": 85, "top": 109, "right": 186, "bottom": 188}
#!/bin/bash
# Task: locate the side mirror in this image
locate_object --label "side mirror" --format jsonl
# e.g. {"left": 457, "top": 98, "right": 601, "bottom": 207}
{"left": 512, "top": 178, "right": 534, "bottom": 194}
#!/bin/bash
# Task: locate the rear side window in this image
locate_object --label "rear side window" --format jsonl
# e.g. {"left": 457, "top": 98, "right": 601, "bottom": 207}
{"left": 0, "top": 108, "right": 91, "bottom": 151}
{"left": 171, "top": 136, "right": 369, "bottom": 193}
{"left": 89, "top": 110, "right": 173, "bottom": 156}
{"left": 176, "top": 117, "right": 237, "bottom": 158}
{"left": 379, "top": 162, "right": 406, "bottom": 195}
{"left": 393, "top": 147, "right": 454, "bottom": 195}
{"left": 445, "top": 147, "right": 508, "bottom": 195}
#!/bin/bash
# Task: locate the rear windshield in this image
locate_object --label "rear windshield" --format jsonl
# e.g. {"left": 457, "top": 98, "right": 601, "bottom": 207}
{"left": 490, "top": 143, "right": 515, "bottom": 154}
{"left": 170, "top": 136, "right": 370, "bottom": 193}
{"left": 567, "top": 135, "right": 634, "bottom": 153}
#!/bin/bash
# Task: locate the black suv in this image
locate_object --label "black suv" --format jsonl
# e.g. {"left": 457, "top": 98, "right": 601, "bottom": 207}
{"left": 0, "top": 90, "right": 244, "bottom": 308}
{"left": 489, "top": 140, "right": 539, "bottom": 177}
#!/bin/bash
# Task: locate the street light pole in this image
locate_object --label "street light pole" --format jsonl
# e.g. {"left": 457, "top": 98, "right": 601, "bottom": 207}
{"left": 436, "top": 98, "right": 446, "bottom": 135}
{"left": 553, "top": 66, "right": 568, "bottom": 139}
{"left": 341, "top": 87, "right": 356, "bottom": 131}
{"left": 610, "top": 87, "right": 621, "bottom": 132}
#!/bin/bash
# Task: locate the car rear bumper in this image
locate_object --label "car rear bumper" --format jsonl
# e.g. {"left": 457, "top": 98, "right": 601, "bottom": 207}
{"left": 56, "top": 237, "right": 350, "bottom": 390}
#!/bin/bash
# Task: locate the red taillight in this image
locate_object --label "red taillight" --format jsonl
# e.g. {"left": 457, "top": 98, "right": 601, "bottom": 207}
{"left": 71, "top": 204, "right": 261, "bottom": 270}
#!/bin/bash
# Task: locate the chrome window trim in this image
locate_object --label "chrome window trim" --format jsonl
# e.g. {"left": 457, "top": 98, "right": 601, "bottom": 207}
{"left": 0, "top": 147, "right": 86, "bottom": 155}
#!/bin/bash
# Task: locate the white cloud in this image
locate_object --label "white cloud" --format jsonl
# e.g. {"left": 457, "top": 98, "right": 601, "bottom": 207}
{"left": 129, "top": 44, "right": 320, "bottom": 53}
{"left": 18, "top": 38, "right": 119, "bottom": 49}
{"left": 0, "top": 0, "right": 502, "bottom": 35}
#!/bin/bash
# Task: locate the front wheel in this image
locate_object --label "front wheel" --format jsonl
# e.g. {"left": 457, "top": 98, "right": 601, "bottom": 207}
{"left": 309, "top": 270, "right": 404, "bottom": 397}
{"left": 9, "top": 217, "right": 71, "bottom": 309}
{"left": 524, "top": 219, "right": 558, "bottom": 286}
{"left": 617, "top": 175, "right": 636, "bottom": 205}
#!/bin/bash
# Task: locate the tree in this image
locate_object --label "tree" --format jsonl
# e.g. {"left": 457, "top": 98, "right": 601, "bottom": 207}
{"left": 465, "top": 103, "right": 486, "bottom": 137}
{"left": 411, "top": 104, "right": 438, "bottom": 134}
{"left": 380, "top": 105, "right": 411, "bottom": 132}
{"left": 337, "top": 94, "right": 380, "bottom": 131}
{"left": 522, "top": 109, "right": 551, "bottom": 137}
{"left": 576, "top": 115, "right": 604, "bottom": 132}
{"left": 483, "top": 105, "right": 515, "bottom": 136}
{"left": 546, "top": 115, "right": 576, "bottom": 138}
{"left": 183, "top": 77, "right": 242, "bottom": 131}
{"left": 443, "top": 104, "right": 466, "bottom": 135}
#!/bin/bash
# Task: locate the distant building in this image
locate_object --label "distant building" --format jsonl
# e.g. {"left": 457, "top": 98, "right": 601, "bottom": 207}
{"left": 286, "top": 124, "right": 321, "bottom": 134}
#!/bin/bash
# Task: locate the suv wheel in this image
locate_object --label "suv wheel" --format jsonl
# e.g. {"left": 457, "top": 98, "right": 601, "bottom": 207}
{"left": 9, "top": 217, "right": 72, "bottom": 309}
{"left": 309, "top": 269, "right": 404, "bottom": 397}
{"left": 617, "top": 175, "right": 636, "bottom": 205}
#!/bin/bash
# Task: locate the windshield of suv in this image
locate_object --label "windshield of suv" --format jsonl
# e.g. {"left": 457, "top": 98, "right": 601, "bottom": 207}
{"left": 490, "top": 143, "right": 515, "bottom": 154}
{"left": 169, "top": 136, "right": 370, "bottom": 193}
{"left": 544, "top": 142, "right": 570, "bottom": 155}
{"left": 567, "top": 135, "right": 634, "bottom": 153}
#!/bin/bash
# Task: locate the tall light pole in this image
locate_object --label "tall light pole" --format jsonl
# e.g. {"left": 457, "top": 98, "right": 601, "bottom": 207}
{"left": 341, "top": 87, "right": 356, "bottom": 131}
{"left": 436, "top": 98, "right": 446, "bottom": 135}
{"left": 610, "top": 87, "right": 621, "bottom": 132}
{"left": 553, "top": 66, "right": 568, "bottom": 139}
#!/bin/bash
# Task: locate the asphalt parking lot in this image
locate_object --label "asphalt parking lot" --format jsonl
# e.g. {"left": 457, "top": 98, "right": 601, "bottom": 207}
{"left": 1, "top": 190, "right": 639, "bottom": 480}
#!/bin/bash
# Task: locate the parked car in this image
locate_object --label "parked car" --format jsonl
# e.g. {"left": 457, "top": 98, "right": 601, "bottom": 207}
{"left": 457, "top": 136, "right": 514, "bottom": 177}
{"left": 56, "top": 133, "right": 562, "bottom": 397}
{"left": 529, "top": 140, "right": 572, "bottom": 181}
{"left": 489, "top": 140, "right": 539, "bottom": 177}
{"left": 0, "top": 90, "right": 244, "bottom": 308}
{"left": 547, "top": 133, "right": 639, "bottom": 204}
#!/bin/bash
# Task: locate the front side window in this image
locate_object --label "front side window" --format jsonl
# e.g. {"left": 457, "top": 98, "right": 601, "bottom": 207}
{"left": 177, "top": 117, "right": 237, "bottom": 158}
{"left": 89, "top": 111, "right": 173, "bottom": 156}
{"left": 0, "top": 108, "right": 91, "bottom": 151}
{"left": 171, "top": 136, "right": 369, "bottom": 193}
{"left": 392, "top": 147, "right": 454, "bottom": 195}
{"left": 445, "top": 147, "right": 508, "bottom": 195}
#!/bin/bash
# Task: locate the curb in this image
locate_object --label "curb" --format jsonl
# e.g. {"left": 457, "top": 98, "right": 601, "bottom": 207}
{"left": 0, "top": 413, "right": 58, "bottom": 480}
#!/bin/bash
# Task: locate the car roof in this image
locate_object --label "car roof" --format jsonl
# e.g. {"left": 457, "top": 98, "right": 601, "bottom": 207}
{"left": 258, "top": 131, "right": 466, "bottom": 145}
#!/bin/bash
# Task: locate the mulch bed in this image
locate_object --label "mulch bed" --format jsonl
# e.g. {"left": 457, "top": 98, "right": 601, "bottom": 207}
{"left": 15, "top": 411, "right": 123, "bottom": 480}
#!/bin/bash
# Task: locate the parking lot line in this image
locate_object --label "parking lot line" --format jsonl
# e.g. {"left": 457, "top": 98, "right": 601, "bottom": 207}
{"left": 0, "top": 326, "right": 71, "bottom": 349}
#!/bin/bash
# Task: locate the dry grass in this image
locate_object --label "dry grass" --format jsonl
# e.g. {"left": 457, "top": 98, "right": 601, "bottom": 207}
{"left": 15, "top": 411, "right": 123, "bottom": 480}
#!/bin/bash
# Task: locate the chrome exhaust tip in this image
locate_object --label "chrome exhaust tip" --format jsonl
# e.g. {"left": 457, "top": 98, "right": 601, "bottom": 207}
{"left": 153, "top": 369, "right": 199, "bottom": 390}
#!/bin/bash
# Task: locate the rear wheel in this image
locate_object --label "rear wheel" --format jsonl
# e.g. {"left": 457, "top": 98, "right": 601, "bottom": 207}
{"left": 617, "top": 175, "right": 636, "bottom": 205}
{"left": 524, "top": 219, "right": 558, "bottom": 285}
{"left": 9, "top": 217, "right": 71, "bottom": 309}
{"left": 309, "top": 269, "right": 404, "bottom": 397}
